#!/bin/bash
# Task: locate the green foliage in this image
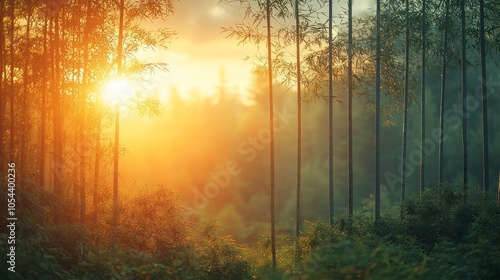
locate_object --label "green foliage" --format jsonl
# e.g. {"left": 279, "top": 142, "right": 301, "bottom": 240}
{"left": 195, "top": 223, "right": 250, "bottom": 280}
{"left": 250, "top": 184, "right": 500, "bottom": 279}
{"left": 2, "top": 181, "right": 500, "bottom": 279}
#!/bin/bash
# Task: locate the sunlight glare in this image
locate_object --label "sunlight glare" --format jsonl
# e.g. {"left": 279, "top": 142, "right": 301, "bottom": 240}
{"left": 102, "top": 78, "right": 133, "bottom": 107}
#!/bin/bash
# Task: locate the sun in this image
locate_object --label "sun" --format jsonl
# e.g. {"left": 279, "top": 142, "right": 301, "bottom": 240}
{"left": 102, "top": 78, "right": 134, "bottom": 107}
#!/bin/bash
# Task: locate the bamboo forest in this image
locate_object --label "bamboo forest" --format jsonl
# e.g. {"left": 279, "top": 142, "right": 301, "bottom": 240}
{"left": 1, "top": 0, "right": 500, "bottom": 279}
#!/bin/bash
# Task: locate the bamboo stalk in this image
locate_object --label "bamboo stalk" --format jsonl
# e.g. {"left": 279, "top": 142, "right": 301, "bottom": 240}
{"left": 497, "top": 171, "right": 499, "bottom": 204}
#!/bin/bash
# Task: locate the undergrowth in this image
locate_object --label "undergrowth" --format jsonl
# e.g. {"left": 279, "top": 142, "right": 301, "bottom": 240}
{"left": 0, "top": 184, "right": 499, "bottom": 279}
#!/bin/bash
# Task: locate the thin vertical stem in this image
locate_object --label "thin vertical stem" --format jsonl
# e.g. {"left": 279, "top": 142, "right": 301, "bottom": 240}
{"left": 461, "top": 0, "right": 468, "bottom": 201}
{"left": 80, "top": 0, "right": 93, "bottom": 226}
{"left": 21, "top": 0, "right": 32, "bottom": 186}
{"left": 53, "top": 5, "right": 63, "bottom": 223}
{"left": 479, "top": 0, "right": 489, "bottom": 195}
{"left": 348, "top": 0, "right": 354, "bottom": 233}
{"left": 401, "top": 0, "right": 409, "bottom": 209}
{"left": 420, "top": 0, "right": 426, "bottom": 198}
{"left": 438, "top": 0, "right": 450, "bottom": 189}
{"left": 266, "top": 0, "right": 276, "bottom": 269}
{"left": 497, "top": 171, "right": 500, "bottom": 204}
{"left": 112, "top": 107, "right": 119, "bottom": 229}
{"left": 40, "top": 8, "right": 48, "bottom": 187}
{"left": 375, "top": 0, "right": 381, "bottom": 222}
{"left": 294, "top": 0, "right": 302, "bottom": 263}
{"left": 328, "top": 0, "right": 334, "bottom": 227}
{"left": 497, "top": 171, "right": 499, "bottom": 204}
{"left": 112, "top": 0, "right": 125, "bottom": 235}
{"left": 93, "top": 110, "right": 102, "bottom": 222}
{"left": 9, "top": 0, "right": 15, "bottom": 163}
{"left": 0, "top": 0, "right": 4, "bottom": 171}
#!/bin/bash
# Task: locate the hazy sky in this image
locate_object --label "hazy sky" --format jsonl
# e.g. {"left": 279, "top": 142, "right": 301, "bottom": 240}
{"left": 140, "top": 0, "right": 374, "bottom": 101}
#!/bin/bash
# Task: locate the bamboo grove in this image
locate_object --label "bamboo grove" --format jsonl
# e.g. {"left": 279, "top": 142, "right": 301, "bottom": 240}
{"left": 0, "top": 0, "right": 499, "bottom": 273}
{"left": 224, "top": 0, "right": 500, "bottom": 267}
{"left": 0, "top": 0, "right": 174, "bottom": 229}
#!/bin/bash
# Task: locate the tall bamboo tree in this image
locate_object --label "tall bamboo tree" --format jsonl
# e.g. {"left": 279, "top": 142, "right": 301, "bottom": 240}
{"left": 328, "top": 0, "right": 334, "bottom": 226}
{"left": 266, "top": 0, "right": 277, "bottom": 269}
{"left": 348, "top": 0, "right": 354, "bottom": 232}
{"left": 461, "top": 0, "right": 468, "bottom": 200}
{"left": 295, "top": 0, "right": 302, "bottom": 241}
{"left": 497, "top": 171, "right": 499, "bottom": 204}
{"left": 479, "top": 0, "right": 489, "bottom": 195}
{"left": 20, "top": 0, "right": 33, "bottom": 188}
{"left": 9, "top": 0, "right": 15, "bottom": 163}
{"left": 93, "top": 106, "right": 102, "bottom": 223}
{"left": 113, "top": 0, "right": 126, "bottom": 232}
{"left": 438, "top": 0, "right": 450, "bottom": 188}
{"left": 80, "top": 0, "right": 93, "bottom": 225}
{"left": 53, "top": 3, "right": 64, "bottom": 223}
{"left": 375, "top": 0, "right": 381, "bottom": 222}
{"left": 401, "top": 0, "right": 410, "bottom": 206}
{"left": 0, "top": 0, "right": 4, "bottom": 171}
{"left": 40, "top": 5, "right": 49, "bottom": 188}
{"left": 420, "top": 0, "right": 427, "bottom": 197}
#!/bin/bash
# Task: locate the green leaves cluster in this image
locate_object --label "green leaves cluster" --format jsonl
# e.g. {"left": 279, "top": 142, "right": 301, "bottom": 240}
{"left": 223, "top": 0, "right": 500, "bottom": 123}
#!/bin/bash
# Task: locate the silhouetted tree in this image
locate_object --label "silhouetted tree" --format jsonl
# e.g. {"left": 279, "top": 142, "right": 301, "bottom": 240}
{"left": 9, "top": 0, "right": 15, "bottom": 163}
{"left": 328, "top": 0, "right": 334, "bottom": 227}
{"left": 438, "top": 0, "right": 450, "bottom": 188}
{"left": 0, "top": 0, "right": 5, "bottom": 171}
{"left": 401, "top": 0, "right": 410, "bottom": 207}
{"left": 80, "top": 0, "right": 93, "bottom": 225}
{"left": 53, "top": 3, "right": 64, "bottom": 223}
{"left": 294, "top": 0, "right": 302, "bottom": 241}
{"left": 265, "top": 0, "right": 277, "bottom": 269}
{"left": 420, "top": 0, "right": 427, "bottom": 197}
{"left": 112, "top": 0, "right": 125, "bottom": 235}
{"left": 461, "top": 0, "right": 468, "bottom": 200}
{"left": 479, "top": 0, "right": 489, "bottom": 195}
{"left": 39, "top": 4, "right": 48, "bottom": 188}
{"left": 20, "top": 0, "right": 33, "bottom": 188}
{"left": 374, "top": 0, "right": 381, "bottom": 222}
{"left": 348, "top": 0, "right": 354, "bottom": 230}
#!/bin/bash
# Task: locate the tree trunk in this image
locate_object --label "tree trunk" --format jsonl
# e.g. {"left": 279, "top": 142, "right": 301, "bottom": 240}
{"left": 294, "top": 0, "right": 303, "bottom": 263}
{"left": 420, "top": 0, "right": 427, "bottom": 197}
{"left": 328, "top": 0, "right": 334, "bottom": 227}
{"left": 479, "top": 0, "right": 489, "bottom": 195}
{"left": 20, "top": 0, "right": 32, "bottom": 188}
{"left": 266, "top": 0, "right": 276, "bottom": 269}
{"left": 40, "top": 5, "right": 48, "bottom": 188}
{"left": 53, "top": 5, "right": 63, "bottom": 223}
{"left": 93, "top": 111, "right": 102, "bottom": 223}
{"left": 0, "top": 0, "right": 4, "bottom": 171}
{"left": 294, "top": 0, "right": 302, "bottom": 241}
{"left": 401, "top": 0, "right": 410, "bottom": 208}
{"left": 80, "top": 0, "right": 93, "bottom": 226}
{"left": 113, "top": 0, "right": 125, "bottom": 235}
{"left": 438, "top": 0, "right": 450, "bottom": 189}
{"left": 497, "top": 171, "right": 499, "bottom": 204}
{"left": 348, "top": 0, "right": 354, "bottom": 233}
{"left": 461, "top": 0, "right": 468, "bottom": 201}
{"left": 9, "top": 0, "right": 15, "bottom": 163}
{"left": 375, "top": 0, "right": 381, "bottom": 222}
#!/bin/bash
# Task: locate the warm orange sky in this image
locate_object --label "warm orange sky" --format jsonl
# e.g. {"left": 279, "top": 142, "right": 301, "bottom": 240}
{"left": 137, "top": 0, "right": 256, "bottom": 102}
{"left": 116, "top": 0, "right": 374, "bottom": 192}
{"left": 136, "top": 0, "right": 373, "bottom": 103}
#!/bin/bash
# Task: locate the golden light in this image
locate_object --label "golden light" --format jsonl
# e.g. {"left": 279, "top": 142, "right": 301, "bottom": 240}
{"left": 102, "top": 78, "right": 133, "bottom": 107}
